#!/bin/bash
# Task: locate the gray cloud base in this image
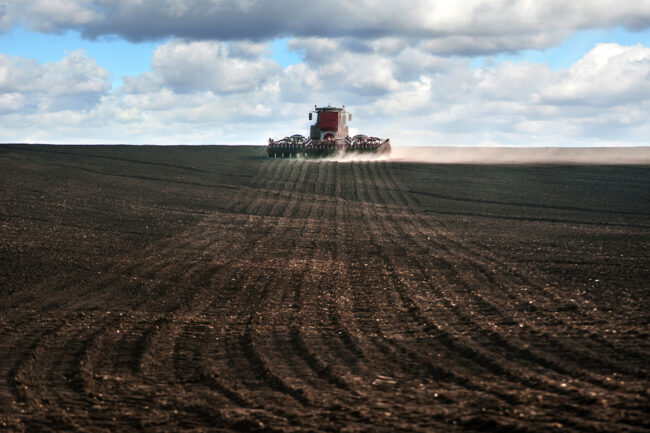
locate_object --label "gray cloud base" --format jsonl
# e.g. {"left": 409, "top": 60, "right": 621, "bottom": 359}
{"left": 3, "top": 0, "right": 650, "bottom": 55}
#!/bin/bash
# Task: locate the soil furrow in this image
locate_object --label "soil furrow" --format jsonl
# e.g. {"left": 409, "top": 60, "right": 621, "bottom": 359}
{"left": 2, "top": 146, "right": 647, "bottom": 432}
{"left": 375, "top": 162, "right": 646, "bottom": 385}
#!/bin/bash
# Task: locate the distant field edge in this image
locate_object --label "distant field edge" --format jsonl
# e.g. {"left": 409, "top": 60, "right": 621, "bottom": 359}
{"left": 2, "top": 143, "right": 649, "bottom": 164}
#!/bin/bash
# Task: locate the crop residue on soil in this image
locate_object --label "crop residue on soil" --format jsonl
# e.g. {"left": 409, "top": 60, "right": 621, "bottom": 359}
{"left": 1, "top": 144, "right": 649, "bottom": 432}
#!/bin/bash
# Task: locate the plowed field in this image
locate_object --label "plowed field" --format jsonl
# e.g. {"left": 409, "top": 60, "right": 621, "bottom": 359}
{"left": 1, "top": 144, "right": 649, "bottom": 432}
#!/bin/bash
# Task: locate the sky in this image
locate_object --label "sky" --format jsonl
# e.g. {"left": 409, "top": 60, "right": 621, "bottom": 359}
{"left": 0, "top": 1, "right": 649, "bottom": 146}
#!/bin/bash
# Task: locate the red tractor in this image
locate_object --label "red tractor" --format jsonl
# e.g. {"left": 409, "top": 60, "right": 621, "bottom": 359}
{"left": 267, "top": 105, "right": 391, "bottom": 158}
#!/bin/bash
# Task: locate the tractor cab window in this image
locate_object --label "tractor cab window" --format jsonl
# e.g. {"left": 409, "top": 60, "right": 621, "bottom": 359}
{"left": 319, "top": 111, "right": 339, "bottom": 131}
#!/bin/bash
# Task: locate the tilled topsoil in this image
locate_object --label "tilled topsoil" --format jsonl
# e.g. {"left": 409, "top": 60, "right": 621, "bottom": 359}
{"left": 1, "top": 144, "right": 648, "bottom": 432}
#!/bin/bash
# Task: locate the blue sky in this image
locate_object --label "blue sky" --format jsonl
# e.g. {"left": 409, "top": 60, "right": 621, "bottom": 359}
{"left": 270, "top": 38, "right": 302, "bottom": 68}
{"left": 1, "top": 1, "right": 649, "bottom": 146}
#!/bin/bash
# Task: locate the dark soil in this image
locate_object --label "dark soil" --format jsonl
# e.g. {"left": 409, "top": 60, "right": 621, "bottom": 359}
{"left": 1, "top": 144, "right": 649, "bottom": 432}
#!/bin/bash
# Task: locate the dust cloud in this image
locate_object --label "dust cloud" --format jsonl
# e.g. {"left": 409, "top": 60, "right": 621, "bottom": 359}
{"left": 305, "top": 151, "right": 392, "bottom": 163}
{"left": 300, "top": 147, "right": 650, "bottom": 164}
{"left": 389, "top": 146, "right": 650, "bottom": 164}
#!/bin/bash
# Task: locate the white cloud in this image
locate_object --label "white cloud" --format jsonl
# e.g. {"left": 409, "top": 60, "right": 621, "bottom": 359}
{"left": 1, "top": 0, "right": 101, "bottom": 32}
{"left": 1, "top": 34, "right": 649, "bottom": 146}
{"left": 474, "top": 61, "right": 556, "bottom": 101}
{"left": 354, "top": 42, "right": 650, "bottom": 145}
{"left": 42, "top": 50, "right": 111, "bottom": 95}
{"left": 151, "top": 39, "right": 280, "bottom": 93}
{"left": 0, "top": 92, "right": 24, "bottom": 113}
{"left": 278, "top": 63, "right": 321, "bottom": 102}
{"left": 0, "top": 50, "right": 110, "bottom": 111}
{"left": 540, "top": 43, "right": 650, "bottom": 106}
{"left": 0, "top": 56, "right": 41, "bottom": 92}
{"left": 287, "top": 38, "right": 425, "bottom": 96}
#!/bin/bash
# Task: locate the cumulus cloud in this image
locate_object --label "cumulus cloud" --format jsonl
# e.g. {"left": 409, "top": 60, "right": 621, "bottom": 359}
{"left": 278, "top": 63, "right": 321, "bottom": 102}
{"left": 539, "top": 43, "right": 650, "bottom": 106}
{"left": 353, "top": 42, "right": 650, "bottom": 145}
{"left": 287, "top": 37, "right": 461, "bottom": 97}
{"left": 1, "top": 32, "right": 649, "bottom": 146}
{"left": 0, "top": 50, "right": 110, "bottom": 111}
{"left": 0, "top": 92, "right": 25, "bottom": 113}
{"left": 1, "top": 0, "right": 101, "bottom": 33}
{"left": 3, "top": 0, "right": 650, "bottom": 55}
{"left": 150, "top": 39, "right": 279, "bottom": 93}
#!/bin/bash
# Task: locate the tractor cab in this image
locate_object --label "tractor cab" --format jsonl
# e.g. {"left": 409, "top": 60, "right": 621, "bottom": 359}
{"left": 309, "top": 105, "right": 350, "bottom": 142}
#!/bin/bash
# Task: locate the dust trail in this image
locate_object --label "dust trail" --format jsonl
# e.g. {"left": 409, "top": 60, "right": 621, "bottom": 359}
{"left": 302, "top": 151, "right": 391, "bottom": 163}
{"left": 297, "top": 147, "right": 650, "bottom": 164}
{"left": 390, "top": 146, "right": 650, "bottom": 164}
